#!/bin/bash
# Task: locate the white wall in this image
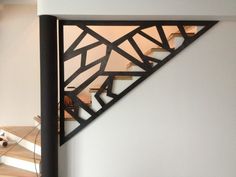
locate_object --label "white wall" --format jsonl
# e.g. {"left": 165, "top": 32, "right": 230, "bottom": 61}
{"left": 59, "top": 21, "right": 236, "bottom": 177}
{"left": 38, "top": 0, "right": 236, "bottom": 20}
{"left": 0, "top": 0, "right": 36, "bottom": 5}
{"left": 0, "top": 4, "right": 39, "bottom": 126}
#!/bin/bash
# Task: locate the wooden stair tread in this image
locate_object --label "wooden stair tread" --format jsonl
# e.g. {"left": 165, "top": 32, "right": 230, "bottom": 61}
{"left": 0, "top": 127, "right": 41, "bottom": 146}
{"left": 114, "top": 76, "right": 132, "bottom": 80}
{"left": 34, "top": 115, "right": 75, "bottom": 123}
{"left": 89, "top": 87, "right": 107, "bottom": 93}
{"left": 144, "top": 47, "right": 174, "bottom": 56}
{"left": 0, "top": 144, "right": 40, "bottom": 163}
{"left": 168, "top": 32, "right": 195, "bottom": 40}
{"left": 0, "top": 164, "right": 36, "bottom": 177}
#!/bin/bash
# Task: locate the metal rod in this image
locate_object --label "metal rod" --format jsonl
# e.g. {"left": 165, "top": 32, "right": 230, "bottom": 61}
{"left": 40, "top": 15, "right": 58, "bottom": 177}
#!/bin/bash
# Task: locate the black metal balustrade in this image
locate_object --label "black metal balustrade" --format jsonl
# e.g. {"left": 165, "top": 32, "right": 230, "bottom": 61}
{"left": 59, "top": 20, "right": 218, "bottom": 144}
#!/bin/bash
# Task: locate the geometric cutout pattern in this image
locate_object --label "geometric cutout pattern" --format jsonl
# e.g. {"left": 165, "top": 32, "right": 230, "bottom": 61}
{"left": 59, "top": 20, "right": 218, "bottom": 145}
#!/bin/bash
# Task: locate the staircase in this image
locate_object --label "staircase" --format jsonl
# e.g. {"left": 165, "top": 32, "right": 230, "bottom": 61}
{"left": 0, "top": 125, "right": 41, "bottom": 177}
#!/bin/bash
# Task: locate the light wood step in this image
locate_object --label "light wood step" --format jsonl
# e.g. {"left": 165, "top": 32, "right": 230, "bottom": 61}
{"left": 168, "top": 32, "right": 195, "bottom": 40}
{"left": 89, "top": 87, "right": 107, "bottom": 93}
{"left": 144, "top": 47, "right": 174, "bottom": 56}
{"left": 114, "top": 76, "right": 132, "bottom": 80}
{"left": 0, "top": 143, "right": 40, "bottom": 173}
{"left": 0, "top": 127, "right": 41, "bottom": 156}
{"left": 0, "top": 164, "right": 36, "bottom": 177}
{"left": 0, "top": 127, "right": 40, "bottom": 146}
{"left": 0, "top": 144, "right": 40, "bottom": 164}
{"left": 34, "top": 115, "right": 74, "bottom": 123}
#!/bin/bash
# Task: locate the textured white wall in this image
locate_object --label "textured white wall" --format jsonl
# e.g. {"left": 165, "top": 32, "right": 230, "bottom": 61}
{"left": 59, "top": 21, "right": 236, "bottom": 177}
{"left": 38, "top": 0, "right": 236, "bottom": 20}
{"left": 0, "top": 5, "right": 39, "bottom": 126}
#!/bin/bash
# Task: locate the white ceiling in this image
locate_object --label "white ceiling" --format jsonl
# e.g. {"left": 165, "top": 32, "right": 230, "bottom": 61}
{"left": 38, "top": 0, "right": 236, "bottom": 20}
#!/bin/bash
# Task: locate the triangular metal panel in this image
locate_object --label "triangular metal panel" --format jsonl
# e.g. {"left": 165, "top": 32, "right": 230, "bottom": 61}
{"left": 59, "top": 20, "right": 218, "bottom": 144}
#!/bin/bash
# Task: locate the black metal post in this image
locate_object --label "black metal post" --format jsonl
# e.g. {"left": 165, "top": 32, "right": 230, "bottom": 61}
{"left": 40, "top": 15, "right": 58, "bottom": 177}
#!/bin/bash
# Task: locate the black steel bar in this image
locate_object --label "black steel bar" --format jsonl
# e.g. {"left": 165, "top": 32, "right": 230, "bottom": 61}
{"left": 64, "top": 30, "right": 87, "bottom": 55}
{"left": 156, "top": 25, "right": 171, "bottom": 49}
{"left": 102, "top": 71, "right": 145, "bottom": 76}
{"left": 107, "top": 76, "right": 117, "bottom": 98}
{"left": 99, "top": 46, "right": 112, "bottom": 71}
{"left": 64, "top": 57, "right": 103, "bottom": 87}
{"left": 62, "top": 20, "right": 217, "bottom": 26}
{"left": 59, "top": 20, "right": 65, "bottom": 146}
{"left": 64, "top": 41, "right": 102, "bottom": 61}
{"left": 72, "top": 71, "right": 101, "bottom": 94}
{"left": 81, "top": 52, "right": 87, "bottom": 67}
{"left": 112, "top": 26, "right": 143, "bottom": 45}
{"left": 177, "top": 25, "right": 189, "bottom": 41}
{"left": 94, "top": 77, "right": 110, "bottom": 107}
{"left": 128, "top": 37, "right": 152, "bottom": 68}
{"left": 40, "top": 15, "right": 58, "bottom": 177}
{"left": 65, "top": 107, "right": 86, "bottom": 124}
